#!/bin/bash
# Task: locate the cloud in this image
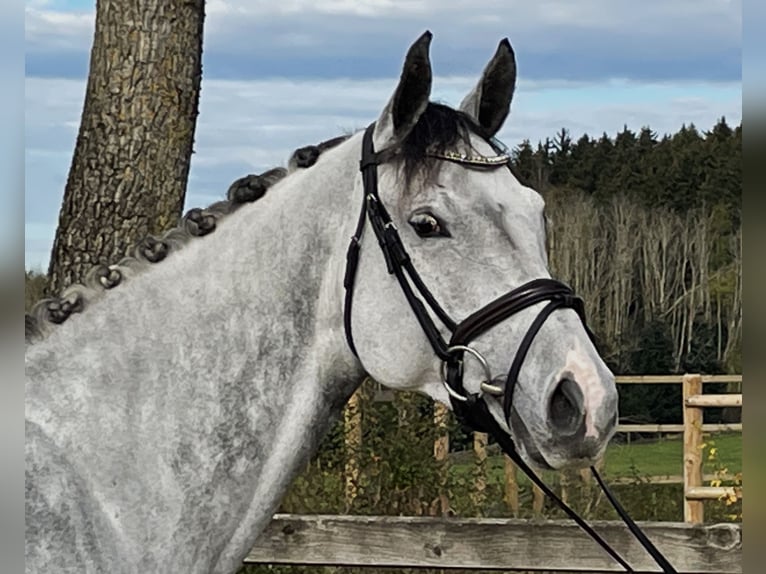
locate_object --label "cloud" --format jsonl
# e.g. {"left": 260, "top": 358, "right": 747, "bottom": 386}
{"left": 24, "top": 73, "right": 741, "bottom": 269}
{"left": 25, "top": 7, "right": 94, "bottom": 52}
{"left": 25, "top": 0, "right": 741, "bottom": 82}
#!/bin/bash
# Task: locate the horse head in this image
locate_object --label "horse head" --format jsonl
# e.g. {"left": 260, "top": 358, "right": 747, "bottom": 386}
{"left": 346, "top": 32, "right": 618, "bottom": 470}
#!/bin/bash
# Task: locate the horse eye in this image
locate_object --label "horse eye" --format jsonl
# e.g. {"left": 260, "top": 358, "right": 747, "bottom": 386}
{"left": 408, "top": 212, "right": 450, "bottom": 238}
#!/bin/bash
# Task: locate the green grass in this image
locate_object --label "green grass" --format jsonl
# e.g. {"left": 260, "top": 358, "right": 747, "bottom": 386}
{"left": 442, "top": 431, "right": 742, "bottom": 523}
{"left": 451, "top": 431, "right": 742, "bottom": 486}
{"left": 604, "top": 432, "right": 742, "bottom": 478}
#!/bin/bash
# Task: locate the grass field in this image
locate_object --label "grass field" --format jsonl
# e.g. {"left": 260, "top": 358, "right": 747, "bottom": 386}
{"left": 603, "top": 432, "right": 742, "bottom": 478}
{"left": 441, "top": 431, "right": 742, "bottom": 523}
{"left": 452, "top": 431, "right": 742, "bottom": 486}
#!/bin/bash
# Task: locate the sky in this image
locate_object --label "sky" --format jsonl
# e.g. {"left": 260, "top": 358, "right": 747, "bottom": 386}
{"left": 24, "top": 0, "right": 743, "bottom": 270}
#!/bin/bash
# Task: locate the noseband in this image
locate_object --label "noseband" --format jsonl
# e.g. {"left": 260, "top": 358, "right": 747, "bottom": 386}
{"left": 341, "top": 122, "right": 677, "bottom": 574}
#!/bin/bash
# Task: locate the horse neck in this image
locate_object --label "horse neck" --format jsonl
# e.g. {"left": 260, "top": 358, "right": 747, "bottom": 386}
{"left": 27, "top": 134, "right": 364, "bottom": 385}
{"left": 24, "top": 136, "right": 368, "bottom": 572}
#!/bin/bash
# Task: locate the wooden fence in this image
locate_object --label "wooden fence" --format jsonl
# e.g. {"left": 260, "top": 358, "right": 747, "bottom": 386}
{"left": 247, "top": 514, "right": 742, "bottom": 573}
{"left": 351, "top": 373, "right": 742, "bottom": 523}
{"left": 681, "top": 374, "right": 742, "bottom": 524}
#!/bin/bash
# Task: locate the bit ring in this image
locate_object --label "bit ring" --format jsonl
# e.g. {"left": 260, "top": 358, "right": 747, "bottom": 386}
{"left": 441, "top": 345, "right": 503, "bottom": 400}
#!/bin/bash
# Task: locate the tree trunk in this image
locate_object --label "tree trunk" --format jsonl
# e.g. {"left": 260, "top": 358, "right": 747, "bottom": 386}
{"left": 46, "top": 0, "right": 205, "bottom": 296}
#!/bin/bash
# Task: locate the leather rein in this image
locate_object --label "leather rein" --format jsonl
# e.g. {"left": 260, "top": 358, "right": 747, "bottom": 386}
{"left": 343, "top": 122, "right": 677, "bottom": 573}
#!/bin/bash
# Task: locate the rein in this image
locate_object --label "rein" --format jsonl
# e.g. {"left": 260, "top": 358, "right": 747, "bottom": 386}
{"left": 343, "top": 122, "right": 678, "bottom": 573}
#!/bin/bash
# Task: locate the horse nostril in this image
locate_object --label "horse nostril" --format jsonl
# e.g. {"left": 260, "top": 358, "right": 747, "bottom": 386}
{"left": 549, "top": 377, "right": 585, "bottom": 436}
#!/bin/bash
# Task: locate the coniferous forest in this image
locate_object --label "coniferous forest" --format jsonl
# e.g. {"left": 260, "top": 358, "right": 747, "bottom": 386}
{"left": 25, "top": 118, "right": 742, "bottom": 425}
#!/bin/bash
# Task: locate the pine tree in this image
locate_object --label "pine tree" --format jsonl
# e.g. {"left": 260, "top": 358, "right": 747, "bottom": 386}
{"left": 511, "top": 139, "right": 536, "bottom": 184}
{"left": 549, "top": 127, "right": 573, "bottom": 186}
{"left": 568, "top": 133, "right": 596, "bottom": 194}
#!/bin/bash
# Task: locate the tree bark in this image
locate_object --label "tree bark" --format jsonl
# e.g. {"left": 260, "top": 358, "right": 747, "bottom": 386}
{"left": 46, "top": 0, "right": 205, "bottom": 296}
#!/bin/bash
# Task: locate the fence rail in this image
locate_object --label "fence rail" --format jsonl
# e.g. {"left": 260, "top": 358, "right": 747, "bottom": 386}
{"left": 617, "top": 423, "right": 742, "bottom": 433}
{"left": 247, "top": 514, "right": 742, "bottom": 573}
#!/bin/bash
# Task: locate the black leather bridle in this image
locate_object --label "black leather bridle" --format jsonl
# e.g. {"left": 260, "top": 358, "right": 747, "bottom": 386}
{"left": 345, "top": 124, "right": 594, "bottom": 421}
{"left": 343, "top": 122, "right": 677, "bottom": 574}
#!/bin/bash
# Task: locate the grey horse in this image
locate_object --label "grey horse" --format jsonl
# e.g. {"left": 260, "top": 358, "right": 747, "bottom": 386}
{"left": 25, "top": 32, "right": 618, "bottom": 573}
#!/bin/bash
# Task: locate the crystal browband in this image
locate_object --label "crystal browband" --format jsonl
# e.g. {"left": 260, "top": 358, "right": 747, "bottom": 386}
{"left": 427, "top": 149, "right": 511, "bottom": 166}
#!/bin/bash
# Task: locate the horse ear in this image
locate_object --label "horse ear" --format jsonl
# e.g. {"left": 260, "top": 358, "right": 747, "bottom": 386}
{"left": 459, "top": 38, "right": 517, "bottom": 137}
{"left": 373, "top": 31, "right": 433, "bottom": 150}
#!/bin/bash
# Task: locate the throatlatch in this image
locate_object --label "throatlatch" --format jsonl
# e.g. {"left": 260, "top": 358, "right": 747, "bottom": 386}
{"left": 343, "top": 122, "right": 677, "bottom": 574}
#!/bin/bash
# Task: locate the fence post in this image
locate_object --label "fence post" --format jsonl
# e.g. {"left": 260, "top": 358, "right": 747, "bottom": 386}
{"left": 432, "top": 402, "right": 451, "bottom": 516}
{"left": 471, "top": 432, "right": 488, "bottom": 515}
{"left": 579, "top": 467, "right": 592, "bottom": 502}
{"left": 560, "top": 469, "right": 572, "bottom": 505}
{"left": 532, "top": 484, "right": 544, "bottom": 517}
{"left": 343, "top": 388, "right": 363, "bottom": 511}
{"left": 503, "top": 456, "right": 519, "bottom": 516}
{"left": 683, "top": 373, "right": 704, "bottom": 524}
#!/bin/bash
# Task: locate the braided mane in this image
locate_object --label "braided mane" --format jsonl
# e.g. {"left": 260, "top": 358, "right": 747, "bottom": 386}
{"left": 27, "top": 101, "right": 482, "bottom": 345}
{"left": 25, "top": 134, "right": 350, "bottom": 345}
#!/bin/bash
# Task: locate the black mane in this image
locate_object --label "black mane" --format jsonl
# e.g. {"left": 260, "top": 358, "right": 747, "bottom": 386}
{"left": 398, "top": 102, "right": 491, "bottom": 185}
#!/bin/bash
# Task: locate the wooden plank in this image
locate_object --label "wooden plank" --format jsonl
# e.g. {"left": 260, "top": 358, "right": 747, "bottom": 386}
{"left": 343, "top": 389, "right": 362, "bottom": 510}
{"left": 246, "top": 514, "right": 742, "bottom": 573}
{"left": 611, "top": 473, "right": 740, "bottom": 485}
{"left": 619, "top": 423, "right": 685, "bottom": 433}
{"left": 705, "top": 375, "right": 741, "bottom": 383}
{"left": 432, "top": 402, "right": 450, "bottom": 516}
{"left": 503, "top": 455, "right": 519, "bottom": 516}
{"left": 686, "top": 394, "right": 742, "bottom": 408}
{"left": 700, "top": 423, "right": 742, "bottom": 432}
{"left": 471, "top": 432, "right": 488, "bottom": 514}
{"left": 686, "top": 486, "right": 742, "bottom": 501}
{"left": 684, "top": 374, "right": 704, "bottom": 524}
{"left": 615, "top": 375, "right": 742, "bottom": 384}
{"left": 532, "top": 482, "right": 544, "bottom": 517}
{"left": 617, "top": 423, "right": 742, "bottom": 433}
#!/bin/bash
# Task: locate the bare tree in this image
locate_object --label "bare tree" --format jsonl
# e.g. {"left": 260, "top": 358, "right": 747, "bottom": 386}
{"left": 546, "top": 190, "right": 741, "bottom": 376}
{"left": 46, "top": 0, "right": 206, "bottom": 295}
